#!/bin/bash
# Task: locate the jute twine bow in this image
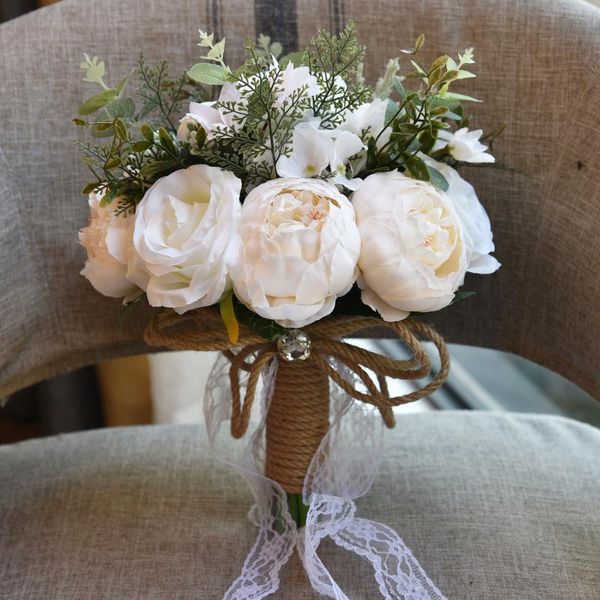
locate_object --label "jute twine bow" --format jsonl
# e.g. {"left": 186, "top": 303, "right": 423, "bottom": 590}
{"left": 144, "top": 307, "right": 450, "bottom": 492}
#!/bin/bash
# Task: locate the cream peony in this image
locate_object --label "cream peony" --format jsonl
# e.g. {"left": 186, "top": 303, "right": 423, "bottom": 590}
{"left": 421, "top": 155, "right": 500, "bottom": 274}
{"left": 79, "top": 191, "right": 137, "bottom": 298}
{"left": 353, "top": 171, "right": 467, "bottom": 321}
{"left": 127, "top": 164, "right": 242, "bottom": 313}
{"left": 230, "top": 177, "right": 361, "bottom": 328}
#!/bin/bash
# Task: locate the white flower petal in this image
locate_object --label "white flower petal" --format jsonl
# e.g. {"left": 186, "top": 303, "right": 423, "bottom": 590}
{"left": 353, "top": 171, "right": 468, "bottom": 317}
{"left": 231, "top": 177, "right": 360, "bottom": 328}
{"left": 129, "top": 164, "right": 242, "bottom": 311}
{"left": 276, "top": 124, "right": 333, "bottom": 178}
{"left": 79, "top": 191, "right": 137, "bottom": 299}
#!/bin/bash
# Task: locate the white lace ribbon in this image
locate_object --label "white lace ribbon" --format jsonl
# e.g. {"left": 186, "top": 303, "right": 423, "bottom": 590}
{"left": 204, "top": 352, "right": 447, "bottom": 600}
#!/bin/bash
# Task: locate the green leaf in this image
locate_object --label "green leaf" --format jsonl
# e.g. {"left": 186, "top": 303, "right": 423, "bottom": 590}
{"left": 418, "top": 129, "right": 436, "bottom": 154}
{"left": 104, "top": 157, "right": 121, "bottom": 170}
{"left": 140, "top": 160, "right": 178, "bottom": 178}
{"left": 131, "top": 141, "right": 152, "bottom": 152}
{"left": 81, "top": 182, "right": 98, "bottom": 195}
{"left": 78, "top": 88, "right": 119, "bottom": 115}
{"left": 233, "top": 299, "right": 286, "bottom": 341}
{"left": 441, "top": 91, "right": 481, "bottom": 103}
{"left": 187, "top": 62, "right": 228, "bottom": 85}
{"left": 140, "top": 123, "right": 155, "bottom": 143}
{"left": 90, "top": 123, "right": 115, "bottom": 138}
{"left": 158, "top": 128, "right": 177, "bottom": 154}
{"left": 451, "top": 290, "right": 476, "bottom": 304}
{"left": 269, "top": 41, "right": 283, "bottom": 59}
{"left": 279, "top": 51, "right": 305, "bottom": 68}
{"left": 104, "top": 97, "right": 136, "bottom": 119}
{"left": 392, "top": 76, "right": 406, "bottom": 98}
{"left": 405, "top": 155, "right": 429, "bottom": 182}
{"left": 73, "top": 118, "right": 86, "bottom": 127}
{"left": 219, "top": 291, "right": 239, "bottom": 345}
{"left": 114, "top": 118, "right": 128, "bottom": 140}
{"left": 426, "top": 164, "right": 449, "bottom": 191}
{"left": 385, "top": 99, "right": 400, "bottom": 124}
{"left": 206, "top": 38, "right": 226, "bottom": 60}
{"left": 114, "top": 69, "right": 134, "bottom": 96}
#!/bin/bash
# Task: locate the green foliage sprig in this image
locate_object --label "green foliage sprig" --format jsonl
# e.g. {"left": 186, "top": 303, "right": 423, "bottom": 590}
{"left": 74, "top": 54, "right": 207, "bottom": 213}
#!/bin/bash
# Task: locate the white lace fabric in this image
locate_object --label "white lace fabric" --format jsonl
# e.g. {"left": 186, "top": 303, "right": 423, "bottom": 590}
{"left": 204, "top": 353, "right": 447, "bottom": 600}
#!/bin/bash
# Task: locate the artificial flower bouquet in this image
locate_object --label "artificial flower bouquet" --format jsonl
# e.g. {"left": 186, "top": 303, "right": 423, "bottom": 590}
{"left": 75, "top": 24, "right": 499, "bottom": 599}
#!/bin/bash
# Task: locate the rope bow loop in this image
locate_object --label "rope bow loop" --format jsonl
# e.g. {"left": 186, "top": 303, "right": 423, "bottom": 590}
{"left": 144, "top": 308, "right": 450, "bottom": 436}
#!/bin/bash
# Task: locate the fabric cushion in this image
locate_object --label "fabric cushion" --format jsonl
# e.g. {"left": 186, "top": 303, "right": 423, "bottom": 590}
{"left": 1, "top": 412, "right": 598, "bottom": 599}
{"left": 1, "top": 0, "right": 600, "bottom": 398}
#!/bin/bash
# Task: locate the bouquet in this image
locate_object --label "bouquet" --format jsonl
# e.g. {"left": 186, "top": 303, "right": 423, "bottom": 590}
{"left": 75, "top": 24, "right": 500, "bottom": 600}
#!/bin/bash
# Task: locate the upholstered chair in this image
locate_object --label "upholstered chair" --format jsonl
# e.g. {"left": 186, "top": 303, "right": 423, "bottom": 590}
{"left": 1, "top": 0, "right": 598, "bottom": 597}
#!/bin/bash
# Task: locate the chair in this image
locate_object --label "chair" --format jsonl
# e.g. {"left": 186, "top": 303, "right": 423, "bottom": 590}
{"left": 0, "top": 0, "right": 598, "bottom": 597}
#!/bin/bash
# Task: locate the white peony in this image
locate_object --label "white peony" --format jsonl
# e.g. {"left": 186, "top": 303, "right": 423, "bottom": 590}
{"left": 421, "top": 155, "right": 500, "bottom": 274}
{"left": 353, "top": 171, "right": 468, "bottom": 321}
{"left": 231, "top": 177, "right": 361, "bottom": 328}
{"left": 127, "top": 164, "right": 242, "bottom": 313}
{"left": 436, "top": 127, "right": 494, "bottom": 163}
{"left": 79, "top": 191, "right": 137, "bottom": 298}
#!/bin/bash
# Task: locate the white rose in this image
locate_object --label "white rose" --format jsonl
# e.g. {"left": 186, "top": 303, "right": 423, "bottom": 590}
{"left": 127, "top": 165, "right": 242, "bottom": 313}
{"left": 79, "top": 191, "right": 137, "bottom": 298}
{"left": 421, "top": 155, "right": 500, "bottom": 274}
{"left": 231, "top": 177, "right": 360, "bottom": 328}
{"left": 353, "top": 171, "right": 467, "bottom": 321}
{"left": 436, "top": 127, "right": 494, "bottom": 163}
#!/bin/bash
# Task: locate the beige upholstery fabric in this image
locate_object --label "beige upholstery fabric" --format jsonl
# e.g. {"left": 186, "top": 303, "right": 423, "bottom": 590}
{"left": 1, "top": 413, "right": 599, "bottom": 599}
{"left": 0, "top": 0, "right": 599, "bottom": 397}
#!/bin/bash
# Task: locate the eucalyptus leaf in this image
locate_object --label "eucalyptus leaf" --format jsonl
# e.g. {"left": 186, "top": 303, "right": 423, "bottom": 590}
{"left": 104, "top": 97, "right": 136, "bottom": 119}
{"left": 426, "top": 165, "right": 449, "bottom": 191}
{"left": 114, "top": 69, "right": 134, "bottom": 96}
{"left": 385, "top": 99, "right": 400, "bottom": 124}
{"left": 187, "top": 62, "right": 228, "bottom": 85}
{"left": 269, "top": 42, "right": 283, "bottom": 59}
{"left": 206, "top": 39, "right": 226, "bottom": 60}
{"left": 78, "top": 88, "right": 119, "bottom": 115}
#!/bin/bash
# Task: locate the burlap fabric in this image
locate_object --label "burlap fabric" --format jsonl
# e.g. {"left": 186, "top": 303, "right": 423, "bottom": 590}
{"left": 1, "top": 414, "right": 599, "bottom": 599}
{"left": 0, "top": 0, "right": 599, "bottom": 398}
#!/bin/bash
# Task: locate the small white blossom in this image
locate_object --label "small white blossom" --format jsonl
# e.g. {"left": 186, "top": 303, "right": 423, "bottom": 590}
{"left": 437, "top": 127, "right": 494, "bottom": 163}
{"left": 276, "top": 122, "right": 363, "bottom": 189}
{"left": 274, "top": 62, "right": 319, "bottom": 106}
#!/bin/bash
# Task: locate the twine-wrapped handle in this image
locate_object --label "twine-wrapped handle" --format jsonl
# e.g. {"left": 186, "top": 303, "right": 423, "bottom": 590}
{"left": 145, "top": 308, "right": 450, "bottom": 493}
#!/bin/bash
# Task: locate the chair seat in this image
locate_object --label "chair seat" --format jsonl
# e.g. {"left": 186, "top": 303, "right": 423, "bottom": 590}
{"left": 0, "top": 412, "right": 598, "bottom": 599}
